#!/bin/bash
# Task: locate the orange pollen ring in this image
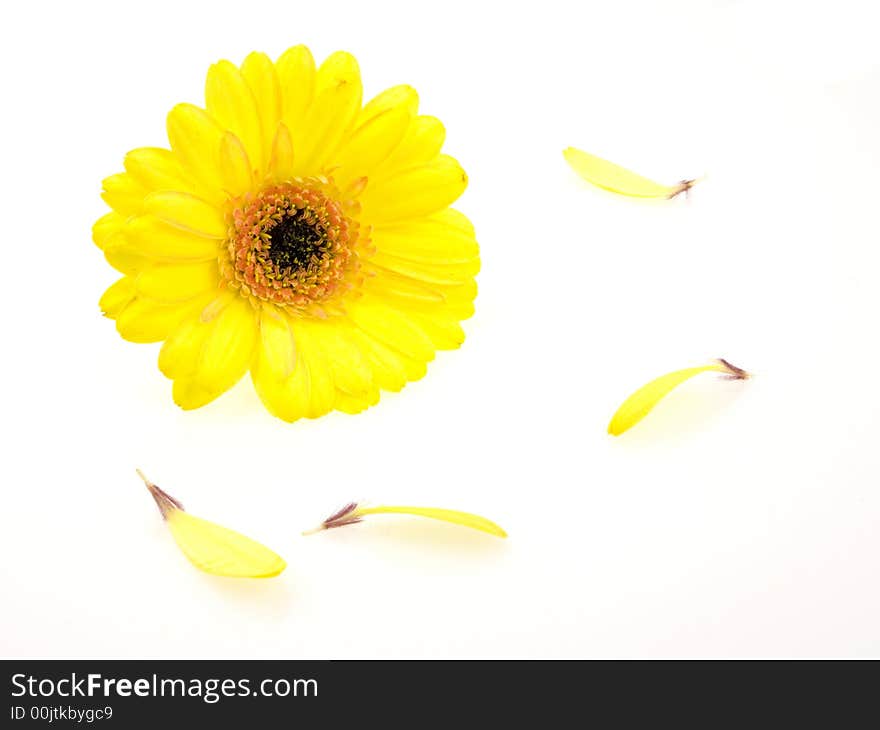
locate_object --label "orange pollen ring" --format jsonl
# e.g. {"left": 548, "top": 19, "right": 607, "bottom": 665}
{"left": 220, "top": 182, "right": 355, "bottom": 307}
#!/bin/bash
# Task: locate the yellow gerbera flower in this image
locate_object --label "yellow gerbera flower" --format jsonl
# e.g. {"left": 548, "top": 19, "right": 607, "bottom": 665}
{"left": 94, "top": 46, "right": 478, "bottom": 421}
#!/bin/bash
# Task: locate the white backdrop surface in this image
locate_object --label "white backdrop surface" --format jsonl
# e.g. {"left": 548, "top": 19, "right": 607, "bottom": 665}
{"left": 1, "top": 0, "right": 878, "bottom": 658}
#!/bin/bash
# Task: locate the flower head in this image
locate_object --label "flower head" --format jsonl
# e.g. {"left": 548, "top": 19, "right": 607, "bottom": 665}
{"left": 95, "top": 46, "right": 478, "bottom": 421}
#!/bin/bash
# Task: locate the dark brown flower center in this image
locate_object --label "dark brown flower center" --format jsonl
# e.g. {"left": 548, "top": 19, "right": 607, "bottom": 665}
{"left": 221, "top": 181, "right": 358, "bottom": 310}
{"left": 267, "top": 210, "right": 327, "bottom": 271}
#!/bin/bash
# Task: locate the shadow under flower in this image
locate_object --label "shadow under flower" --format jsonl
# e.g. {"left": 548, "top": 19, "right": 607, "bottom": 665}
{"left": 195, "top": 570, "right": 296, "bottom": 617}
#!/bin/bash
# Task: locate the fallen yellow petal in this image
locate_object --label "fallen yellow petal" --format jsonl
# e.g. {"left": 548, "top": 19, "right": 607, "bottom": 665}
{"left": 563, "top": 146, "right": 698, "bottom": 199}
{"left": 304, "top": 502, "right": 507, "bottom": 538}
{"left": 608, "top": 359, "right": 749, "bottom": 436}
{"left": 137, "top": 470, "right": 286, "bottom": 578}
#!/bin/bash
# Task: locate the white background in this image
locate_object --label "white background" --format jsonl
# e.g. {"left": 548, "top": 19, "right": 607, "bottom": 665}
{"left": 1, "top": 0, "right": 878, "bottom": 658}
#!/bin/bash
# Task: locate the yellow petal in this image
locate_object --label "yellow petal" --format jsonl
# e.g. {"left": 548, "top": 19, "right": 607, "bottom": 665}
{"left": 144, "top": 191, "right": 227, "bottom": 238}
{"left": 407, "top": 314, "right": 466, "bottom": 350}
{"left": 357, "top": 84, "right": 419, "bottom": 124}
{"left": 158, "top": 315, "right": 210, "bottom": 380}
{"left": 240, "top": 51, "right": 281, "bottom": 173}
{"left": 115, "top": 297, "right": 195, "bottom": 343}
{"left": 124, "top": 147, "right": 193, "bottom": 193}
{"left": 608, "top": 359, "right": 750, "bottom": 436}
{"left": 362, "top": 267, "right": 477, "bottom": 328}
{"left": 92, "top": 212, "right": 124, "bottom": 250}
{"left": 346, "top": 329, "right": 411, "bottom": 392}
{"left": 289, "top": 320, "right": 336, "bottom": 418}
{"left": 104, "top": 235, "right": 151, "bottom": 275}
{"left": 358, "top": 506, "right": 507, "bottom": 537}
{"left": 251, "top": 356, "right": 309, "bottom": 423}
{"left": 166, "top": 103, "right": 225, "bottom": 203}
{"left": 306, "top": 502, "right": 507, "bottom": 538}
{"left": 205, "top": 60, "right": 263, "bottom": 175}
{"left": 563, "top": 146, "right": 696, "bottom": 199}
{"left": 359, "top": 154, "right": 467, "bottom": 223}
{"left": 330, "top": 84, "right": 417, "bottom": 188}
{"left": 276, "top": 45, "right": 315, "bottom": 150}
{"left": 371, "top": 209, "right": 479, "bottom": 264}
{"left": 172, "top": 295, "right": 257, "bottom": 409}
{"left": 172, "top": 378, "right": 220, "bottom": 410}
{"left": 136, "top": 261, "right": 219, "bottom": 303}
{"left": 369, "top": 254, "right": 478, "bottom": 285}
{"left": 309, "top": 320, "right": 373, "bottom": 397}
{"left": 294, "top": 51, "right": 362, "bottom": 174}
{"left": 167, "top": 511, "right": 286, "bottom": 578}
{"left": 99, "top": 277, "right": 136, "bottom": 318}
{"left": 124, "top": 214, "right": 221, "bottom": 261}
{"left": 372, "top": 115, "right": 445, "bottom": 180}
{"left": 258, "top": 304, "right": 296, "bottom": 380}
{"left": 333, "top": 106, "right": 412, "bottom": 189}
{"left": 218, "top": 131, "right": 254, "bottom": 197}
{"left": 365, "top": 275, "right": 476, "bottom": 323}
{"left": 267, "top": 122, "right": 295, "bottom": 182}
{"left": 365, "top": 290, "right": 468, "bottom": 350}
{"left": 101, "top": 173, "right": 147, "bottom": 216}
{"left": 198, "top": 296, "right": 257, "bottom": 388}
{"left": 334, "top": 388, "right": 380, "bottom": 415}
{"left": 160, "top": 292, "right": 252, "bottom": 386}
{"left": 251, "top": 318, "right": 335, "bottom": 421}
{"left": 347, "top": 299, "right": 435, "bottom": 362}
{"left": 363, "top": 271, "right": 445, "bottom": 305}
{"left": 198, "top": 294, "right": 231, "bottom": 323}
{"left": 138, "top": 471, "right": 285, "bottom": 578}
